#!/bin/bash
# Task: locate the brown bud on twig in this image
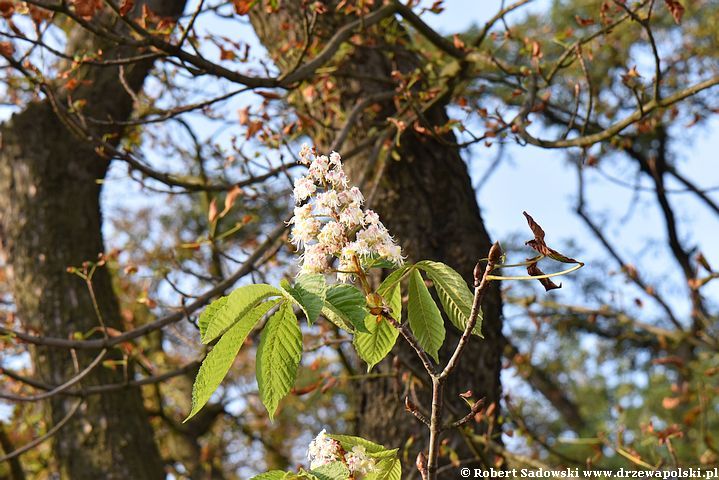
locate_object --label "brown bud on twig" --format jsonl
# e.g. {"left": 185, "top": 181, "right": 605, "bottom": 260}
{"left": 473, "top": 262, "right": 482, "bottom": 287}
{"left": 416, "top": 451, "right": 428, "bottom": 478}
{"left": 488, "top": 241, "right": 503, "bottom": 264}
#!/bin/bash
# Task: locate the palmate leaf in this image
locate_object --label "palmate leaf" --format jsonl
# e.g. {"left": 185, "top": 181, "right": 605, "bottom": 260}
{"left": 353, "top": 276, "right": 402, "bottom": 371}
{"left": 321, "top": 284, "right": 368, "bottom": 333}
{"left": 256, "top": 301, "right": 303, "bottom": 420}
{"left": 307, "top": 462, "right": 350, "bottom": 480}
{"left": 186, "top": 300, "right": 277, "bottom": 422}
{"left": 327, "top": 434, "right": 395, "bottom": 456}
{"left": 415, "top": 260, "right": 483, "bottom": 337}
{"left": 250, "top": 471, "right": 294, "bottom": 480}
{"left": 198, "top": 295, "right": 228, "bottom": 339}
{"left": 281, "top": 274, "right": 326, "bottom": 325}
{"left": 201, "top": 283, "right": 281, "bottom": 344}
{"left": 407, "top": 268, "right": 445, "bottom": 362}
{"left": 364, "top": 458, "right": 401, "bottom": 480}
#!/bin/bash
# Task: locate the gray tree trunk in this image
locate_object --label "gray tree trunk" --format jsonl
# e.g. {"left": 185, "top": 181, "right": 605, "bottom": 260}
{"left": 0, "top": 1, "right": 183, "bottom": 477}
{"left": 249, "top": 4, "right": 503, "bottom": 475}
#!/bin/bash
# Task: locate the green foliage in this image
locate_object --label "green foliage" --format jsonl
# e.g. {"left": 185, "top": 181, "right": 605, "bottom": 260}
{"left": 364, "top": 458, "right": 401, "bottom": 480}
{"left": 250, "top": 471, "right": 294, "bottom": 480}
{"left": 281, "top": 274, "right": 327, "bottom": 325}
{"left": 256, "top": 301, "right": 303, "bottom": 420}
{"left": 201, "top": 283, "right": 281, "bottom": 343}
{"left": 407, "top": 268, "right": 445, "bottom": 363}
{"left": 189, "top": 259, "right": 477, "bottom": 428}
{"left": 353, "top": 277, "right": 402, "bottom": 371}
{"left": 327, "top": 434, "right": 392, "bottom": 455}
{"left": 306, "top": 462, "right": 350, "bottom": 480}
{"left": 322, "top": 283, "right": 369, "bottom": 332}
{"left": 186, "top": 300, "right": 278, "bottom": 421}
{"left": 416, "top": 260, "right": 483, "bottom": 337}
{"left": 198, "top": 295, "right": 228, "bottom": 340}
{"left": 249, "top": 434, "right": 401, "bottom": 480}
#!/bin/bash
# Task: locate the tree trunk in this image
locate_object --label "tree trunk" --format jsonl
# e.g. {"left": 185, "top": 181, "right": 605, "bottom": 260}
{"left": 0, "top": 1, "right": 183, "bottom": 477}
{"left": 249, "top": 3, "right": 503, "bottom": 474}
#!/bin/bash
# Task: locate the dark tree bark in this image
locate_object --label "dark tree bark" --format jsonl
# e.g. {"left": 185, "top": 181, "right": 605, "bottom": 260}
{"left": 250, "top": 3, "right": 503, "bottom": 474}
{"left": 0, "top": 1, "right": 183, "bottom": 477}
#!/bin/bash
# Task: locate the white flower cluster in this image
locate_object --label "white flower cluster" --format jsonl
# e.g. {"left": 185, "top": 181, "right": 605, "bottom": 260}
{"left": 307, "top": 430, "right": 376, "bottom": 475}
{"left": 289, "top": 145, "right": 403, "bottom": 280}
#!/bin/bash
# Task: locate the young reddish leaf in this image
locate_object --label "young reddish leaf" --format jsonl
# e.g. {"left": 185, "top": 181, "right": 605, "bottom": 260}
{"left": 219, "top": 185, "right": 243, "bottom": 218}
{"left": 256, "top": 90, "right": 282, "bottom": 100}
{"left": 238, "top": 106, "right": 250, "bottom": 125}
{"left": 664, "top": 0, "right": 684, "bottom": 24}
{"left": 575, "top": 15, "right": 595, "bottom": 26}
{"left": 72, "top": 0, "right": 102, "bottom": 19}
{"left": 119, "top": 0, "right": 134, "bottom": 16}
{"left": 208, "top": 198, "right": 219, "bottom": 223}
{"left": 0, "top": 41, "right": 13, "bottom": 57}
{"left": 0, "top": 1, "right": 14, "bottom": 18}
{"left": 662, "top": 396, "right": 681, "bottom": 410}
{"left": 233, "top": 0, "right": 255, "bottom": 15}
{"left": 219, "top": 47, "right": 236, "bottom": 61}
{"left": 246, "top": 120, "right": 263, "bottom": 139}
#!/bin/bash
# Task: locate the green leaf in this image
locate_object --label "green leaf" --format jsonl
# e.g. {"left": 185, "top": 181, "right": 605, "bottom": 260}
{"left": 250, "top": 471, "right": 294, "bottom": 480}
{"left": 353, "top": 277, "right": 402, "bottom": 371}
{"left": 326, "top": 434, "right": 391, "bottom": 455}
{"left": 361, "top": 255, "right": 398, "bottom": 270}
{"left": 186, "top": 300, "right": 277, "bottom": 422}
{"left": 281, "top": 274, "right": 326, "bottom": 325}
{"left": 322, "top": 284, "right": 369, "bottom": 333}
{"left": 365, "top": 458, "right": 401, "bottom": 480}
{"left": 308, "top": 462, "right": 350, "bottom": 480}
{"left": 202, "top": 284, "right": 281, "bottom": 344}
{"left": 376, "top": 264, "right": 412, "bottom": 294}
{"left": 256, "top": 302, "right": 303, "bottom": 420}
{"left": 407, "top": 269, "right": 445, "bottom": 363}
{"left": 416, "top": 261, "right": 482, "bottom": 337}
{"left": 198, "top": 296, "right": 228, "bottom": 339}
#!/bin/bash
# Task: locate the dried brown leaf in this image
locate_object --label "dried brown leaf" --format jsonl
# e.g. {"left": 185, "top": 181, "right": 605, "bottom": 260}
{"left": 523, "top": 211, "right": 579, "bottom": 263}
{"left": 527, "top": 262, "right": 562, "bottom": 291}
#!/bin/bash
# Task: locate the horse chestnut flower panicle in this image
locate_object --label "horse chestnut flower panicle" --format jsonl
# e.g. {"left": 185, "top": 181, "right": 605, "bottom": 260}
{"left": 288, "top": 145, "right": 404, "bottom": 280}
{"left": 307, "top": 430, "right": 376, "bottom": 475}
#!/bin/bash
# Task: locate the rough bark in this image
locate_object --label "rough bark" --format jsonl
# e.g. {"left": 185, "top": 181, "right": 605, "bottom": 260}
{"left": 249, "top": 3, "right": 503, "bottom": 474}
{"left": 0, "top": 1, "right": 183, "bottom": 477}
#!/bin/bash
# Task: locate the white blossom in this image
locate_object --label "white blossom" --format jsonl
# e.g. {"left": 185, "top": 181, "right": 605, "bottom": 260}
{"left": 309, "top": 154, "right": 330, "bottom": 182}
{"left": 317, "top": 221, "right": 346, "bottom": 253}
{"left": 339, "top": 204, "right": 365, "bottom": 228}
{"left": 325, "top": 168, "right": 349, "bottom": 190}
{"left": 290, "top": 216, "right": 321, "bottom": 247}
{"left": 364, "top": 209, "right": 380, "bottom": 225}
{"left": 288, "top": 147, "right": 404, "bottom": 276}
{"left": 301, "top": 244, "right": 330, "bottom": 275}
{"left": 347, "top": 186, "right": 364, "bottom": 205}
{"left": 299, "top": 143, "right": 312, "bottom": 165}
{"left": 329, "top": 151, "right": 342, "bottom": 168}
{"left": 377, "top": 242, "right": 404, "bottom": 265}
{"left": 316, "top": 190, "right": 341, "bottom": 212}
{"left": 345, "top": 445, "right": 376, "bottom": 475}
{"left": 307, "top": 430, "right": 341, "bottom": 470}
{"left": 336, "top": 256, "right": 357, "bottom": 283}
{"left": 293, "top": 176, "right": 316, "bottom": 202}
